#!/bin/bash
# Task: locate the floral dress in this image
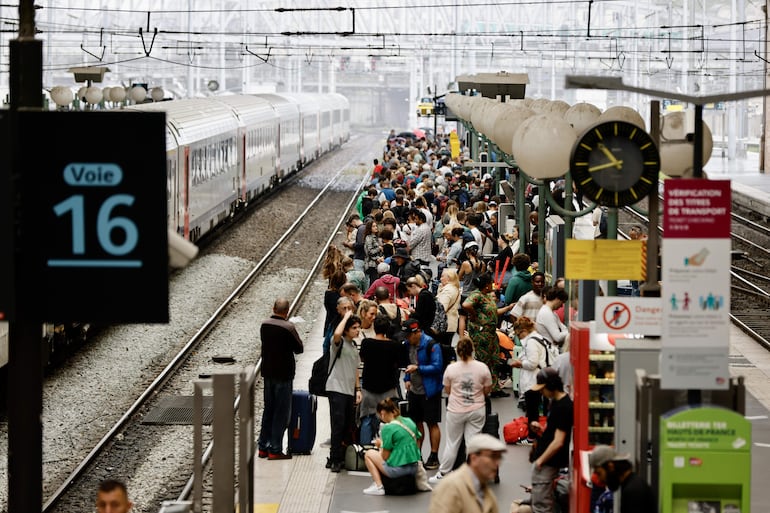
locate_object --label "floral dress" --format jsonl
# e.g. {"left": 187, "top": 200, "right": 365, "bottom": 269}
{"left": 466, "top": 289, "right": 501, "bottom": 391}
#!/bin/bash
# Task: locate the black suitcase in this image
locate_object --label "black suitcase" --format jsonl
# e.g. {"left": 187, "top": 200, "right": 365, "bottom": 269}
{"left": 483, "top": 412, "right": 500, "bottom": 438}
{"left": 483, "top": 398, "right": 501, "bottom": 483}
{"left": 288, "top": 391, "right": 317, "bottom": 454}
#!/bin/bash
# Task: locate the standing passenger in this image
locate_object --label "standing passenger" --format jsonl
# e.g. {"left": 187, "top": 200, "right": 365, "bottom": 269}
{"left": 428, "top": 337, "right": 492, "bottom": 484}
{"left": 258, "top": 297, "right": 304, "bottom": 460}
{"left": 326, "top": 308, "right": 363, "bottom": 472}
{"left": 402, "top": 319, "right": 443, "bottom": 470}
{"left": 529, "top": 368, "right": 573, "bottom": 513}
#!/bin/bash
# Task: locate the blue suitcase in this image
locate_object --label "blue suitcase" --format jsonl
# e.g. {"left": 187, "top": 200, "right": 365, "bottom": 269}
{"left": 289, "top": 391, "right": 317, "bottom": 454}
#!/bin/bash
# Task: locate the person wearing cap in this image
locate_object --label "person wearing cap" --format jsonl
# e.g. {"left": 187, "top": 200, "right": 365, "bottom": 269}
{"left": 428, "top": 433, "right": 505, "bottom": 513}
{"left": 529, "top": 367, "right": 573, "bottom": 513}
{"left": 402, "top": 318, "right": 444, "bottom": 470}
{"left": 389, "top": 247, "right": 423, "bottom": 296}
{"left": 589, "top": 445, "right": 655, "bottom": 513}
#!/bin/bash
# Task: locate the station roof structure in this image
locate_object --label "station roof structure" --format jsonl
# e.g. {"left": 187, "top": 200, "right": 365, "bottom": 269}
{"left": 4, "top": 1, "right": 765, "bottom": 100}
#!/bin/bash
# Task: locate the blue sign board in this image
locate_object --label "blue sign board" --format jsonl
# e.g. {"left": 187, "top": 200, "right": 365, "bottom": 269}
{"left": 17, "top": 111, "right": 168, "bottom": 322}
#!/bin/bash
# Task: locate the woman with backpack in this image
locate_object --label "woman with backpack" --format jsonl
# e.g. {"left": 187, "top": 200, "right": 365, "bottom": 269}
{"left": 510, "top": 316, "right": 551, "bottom": 443}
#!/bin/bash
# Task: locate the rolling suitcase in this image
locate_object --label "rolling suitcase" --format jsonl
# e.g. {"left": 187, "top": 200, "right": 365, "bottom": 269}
{"left": 288, "top": 391, "right": 317, "bottom": 454}
{"left": 483, "top": 398, "right": 501, "bottom": 483}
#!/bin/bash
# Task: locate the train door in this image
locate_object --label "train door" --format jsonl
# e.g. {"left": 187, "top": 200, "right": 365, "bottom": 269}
{"left": 276, "top": 121, "right": 282, "bottom": 179}
{"left": 168, "top": 149, "right": 179, "bottom": 234}
{"left": 238, "top": 127, "right": 246, "bottom": 201}
{"left": 183, "top": 145, "right": 191, "bottom": 239}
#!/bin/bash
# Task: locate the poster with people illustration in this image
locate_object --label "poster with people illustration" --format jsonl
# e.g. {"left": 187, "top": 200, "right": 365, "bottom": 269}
{"left": 661, "top": 179, "right": 731, "bottom": 390}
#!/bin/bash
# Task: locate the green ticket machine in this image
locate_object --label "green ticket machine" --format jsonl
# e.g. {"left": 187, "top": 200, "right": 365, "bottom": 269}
{"left": 660, "top": 406, "right": 750, "bottom": 513}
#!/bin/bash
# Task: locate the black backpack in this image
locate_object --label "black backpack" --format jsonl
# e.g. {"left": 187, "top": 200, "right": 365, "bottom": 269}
{"left": 379, "top": 305, "right": 403, "bottom": 341}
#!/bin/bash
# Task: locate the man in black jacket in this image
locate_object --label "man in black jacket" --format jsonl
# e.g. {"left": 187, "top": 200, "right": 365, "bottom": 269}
{"left": 529, "top": 367, "right": 573, "bottom": 513}
{"left": 258, "top": 297, "right": 304, "bottom": 460}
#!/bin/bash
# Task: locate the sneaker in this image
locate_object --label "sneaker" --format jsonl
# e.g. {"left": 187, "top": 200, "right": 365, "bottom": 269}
{"left": 268, "top": 452, "right": 292, "bottom": 460}
{"left": 258, "top": 449, "right": 268, "bottom": 459}
{"left": 516, "top": 438, "right": 535, "bottom": 446}
{"left": 424, "top": 455, "right": 439, "bottom": 470}
{"left": 330, "top": 461, "right": 343, "bottom": 473}
{"left": 363, "top": 483, "right": 385, "bottom": 496}
{"left": 428, "top": 472, "right": 445, "bottom": 485}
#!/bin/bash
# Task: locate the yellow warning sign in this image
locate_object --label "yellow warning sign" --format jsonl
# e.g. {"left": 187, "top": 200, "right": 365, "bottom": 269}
{"left": 450, "top": 132, "right": 461, "bottom": 159}
{"left": 565, "top": 239, "right": 644, "bottom": 280}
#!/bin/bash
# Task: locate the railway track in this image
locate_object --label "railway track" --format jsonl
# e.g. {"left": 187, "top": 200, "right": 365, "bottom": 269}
{"left": 0, "top": 132, "right": 381, "bottom": 513}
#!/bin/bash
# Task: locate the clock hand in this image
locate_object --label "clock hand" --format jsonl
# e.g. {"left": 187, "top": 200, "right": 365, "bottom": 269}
{"left": 597, "top": 143, "right": 623, "bottom": 169}
{"left": 588, "top": 160, "right": 624, "bottom": 172}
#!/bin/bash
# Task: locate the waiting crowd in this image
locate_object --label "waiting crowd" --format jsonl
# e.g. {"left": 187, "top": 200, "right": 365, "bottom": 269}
{"left": 255, "top": 131, "right": 653, "bottom": 513}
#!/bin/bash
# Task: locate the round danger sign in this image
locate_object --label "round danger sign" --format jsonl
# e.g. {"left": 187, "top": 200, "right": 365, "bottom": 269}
{"left": 603, "top": 302, "right": 631, "bottom": 330}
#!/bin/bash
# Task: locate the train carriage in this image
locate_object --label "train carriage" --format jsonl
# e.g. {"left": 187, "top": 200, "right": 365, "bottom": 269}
{"left": 253, "top": 93, "right": 302, "bottom": 178}
{"left": 126, "top": 98, "right": 242, "bottom": 241}
{"left": 328, "top": 93, "right": 351, "bottom": 148}
{"left": 0, "top": 92, "right": 349, "bottom": 373}
{"left": 210, "top": 94, "right": 280, "bottom": 199}
{"left": 277, "top": 93, "right": 321, "bottom": 165}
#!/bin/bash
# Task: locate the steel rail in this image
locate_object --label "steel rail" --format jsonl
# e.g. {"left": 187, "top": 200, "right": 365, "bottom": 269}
{"left": 174, "top": 156, "right": 371, "bottom": 504}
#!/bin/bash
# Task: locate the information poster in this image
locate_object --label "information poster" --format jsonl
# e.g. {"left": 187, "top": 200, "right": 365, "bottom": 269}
{"left": 661, "top": 179, "right": 731, "bottom": 390}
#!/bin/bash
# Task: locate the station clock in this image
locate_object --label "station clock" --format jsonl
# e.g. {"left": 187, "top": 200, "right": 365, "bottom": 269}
{"left": 569, "top": 120, "right": 660, "bottom": 208}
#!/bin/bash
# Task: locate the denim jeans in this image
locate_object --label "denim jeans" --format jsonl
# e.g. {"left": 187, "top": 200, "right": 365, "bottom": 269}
{"left": 359, "top": 413, "right": 380, "bottom": 445}
{"left": 258, "top": 378, "right": 293, "bottom": 453}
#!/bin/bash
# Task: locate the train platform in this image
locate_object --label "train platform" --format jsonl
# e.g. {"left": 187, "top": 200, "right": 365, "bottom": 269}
{"left": 251, "top": 298, "right": 770, "bottom": 513}
{"left": 704, "top": 150, "right": 770, "bottom": 216}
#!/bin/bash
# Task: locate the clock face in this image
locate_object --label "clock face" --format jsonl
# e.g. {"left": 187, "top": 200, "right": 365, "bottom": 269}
{"left": 570, "top": 121, "right": 661, "bottom": 207}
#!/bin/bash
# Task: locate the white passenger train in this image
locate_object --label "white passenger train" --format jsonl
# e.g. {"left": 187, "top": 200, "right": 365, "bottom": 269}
{"left": 125, "top": 92, "right": 350, "bottom": 242}
{"left": 0, "top": 92, "right": 349, "bottom": 372}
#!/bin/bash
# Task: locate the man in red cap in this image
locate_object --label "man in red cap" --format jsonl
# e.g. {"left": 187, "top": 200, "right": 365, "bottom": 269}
{"left": 402, "top": 318, "right": 444, "bottom": 470}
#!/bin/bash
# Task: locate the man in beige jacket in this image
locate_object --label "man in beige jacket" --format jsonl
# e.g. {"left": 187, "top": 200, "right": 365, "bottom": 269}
{"left": 428, "top": 433, "right": 505, "bottom": 513}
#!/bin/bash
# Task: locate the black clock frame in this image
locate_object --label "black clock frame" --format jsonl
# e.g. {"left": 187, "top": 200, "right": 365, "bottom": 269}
{"left": 570, "top": 120, "right": 661, "bottom": 208}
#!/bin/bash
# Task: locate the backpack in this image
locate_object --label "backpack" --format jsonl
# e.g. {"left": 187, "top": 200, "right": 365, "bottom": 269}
{"left": 530, "top": 334, "right": 558, "bottom": 367}
{"left": 379, "top": 305, "right": 403, "bottom": 340}
{"left": 430, "top": 300, "right": 448, "bottom": 336}
{"left": 427, "top": 340, "right": 450, "bottom": 373}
